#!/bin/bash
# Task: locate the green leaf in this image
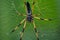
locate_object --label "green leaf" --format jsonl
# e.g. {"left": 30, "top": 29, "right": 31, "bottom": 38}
{"left": 0, "top": 0, "right": 60, "bottom": 40}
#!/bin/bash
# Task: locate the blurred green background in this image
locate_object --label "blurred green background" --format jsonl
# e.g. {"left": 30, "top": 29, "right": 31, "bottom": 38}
{"left": 0, "top": 0, "right": 60, "bottom": 40}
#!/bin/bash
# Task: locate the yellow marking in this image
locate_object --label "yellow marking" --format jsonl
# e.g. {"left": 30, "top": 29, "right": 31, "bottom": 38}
{"left": 23, "top": 21, "right": 26, "bottom": 28}
{"left": 34, "top": 17, "right": 40, "bottom": 19}
{"left": 15, "top": 26, "right": 18, "bottom": 30}
{"left": 44, "top": 19, "right": 49, "bottom": 21}
{"left": 20, "top": 32, "right": 23, "bottom": 38}
{"left": 33, "top": 21, "right": 36, "bottom": 28}
{"left": 36, "top": 33, "right": 38, "bottom": 37}
{"left": 20, "top": 18, "right": 26, "bottom": 24}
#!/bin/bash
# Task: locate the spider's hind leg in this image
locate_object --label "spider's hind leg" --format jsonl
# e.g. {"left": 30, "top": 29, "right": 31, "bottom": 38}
{"left": 11, "top": 18, "right": 26, "bottom": 32}
{"left": 33, "top": 21, "right": 39, "bottom": 40}
{"left": 20, "top": 20, "right": 26, "bottom": 40}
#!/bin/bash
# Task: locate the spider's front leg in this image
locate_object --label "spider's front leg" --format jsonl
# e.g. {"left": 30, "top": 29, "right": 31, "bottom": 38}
{"left": 15, "top": 10, "right": 26, "bottom": 16}
{"left": 12, "top": 2, "right": 26, "bottom": 16}
{"left": 32, "top": 1, "right": 41, "bottom": 17}
{"left": 33, "top": 21, "right": 39, "bottom": 40}
{"left": 11, "top": 18, "right": 26, "bottom": 32}
{"left": 32, "top": 1, "right": 35, "bottom": 13}
{"left": 20, "top": 20, "right": 26, "bottom": 40}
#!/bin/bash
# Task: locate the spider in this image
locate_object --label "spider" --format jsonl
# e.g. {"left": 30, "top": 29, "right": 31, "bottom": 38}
{"left": 11, "top": 0, "right": 52, "bottom": 40}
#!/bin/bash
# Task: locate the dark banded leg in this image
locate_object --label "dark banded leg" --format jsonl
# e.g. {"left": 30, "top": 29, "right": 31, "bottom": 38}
{"left": 33, "top": 21, "right": 39, "bottom": 40}
{"left": 34, "top": 17, "right": 52, "bottom": 21}
{"left": 11, "top": 18, "right": 26, "bottom": 32}
{"left": 20, "top": 20, "right": 26, "bottom": 40}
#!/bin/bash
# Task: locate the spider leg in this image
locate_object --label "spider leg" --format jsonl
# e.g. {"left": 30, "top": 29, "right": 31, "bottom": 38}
{"left": 20, "top": 20, "right": 26, "bottom": 40}
{"left": 15, "top": 10, "right": 26, "bottom": 16}
{"left": 33, "top": 21, "right": 39, "bottom": 40}
{"left": 32, "top": 1, "right": 41, "bottom": 17}
{"left": 32, "top": 1, "right": 35, "bottom": 13}
{"left": 12, "top": 1, "right": 26, "bottom": 16}
{"left": 34, "top": 16, "right": 52, "bottom": 21}
{"left": 11, "top": 18, "right": 26, "bottom": 32}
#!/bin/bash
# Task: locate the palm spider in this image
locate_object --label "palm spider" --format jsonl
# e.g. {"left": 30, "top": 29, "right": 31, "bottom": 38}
{"left": 11, "top": 0, "right": 51, "bottom": 40}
